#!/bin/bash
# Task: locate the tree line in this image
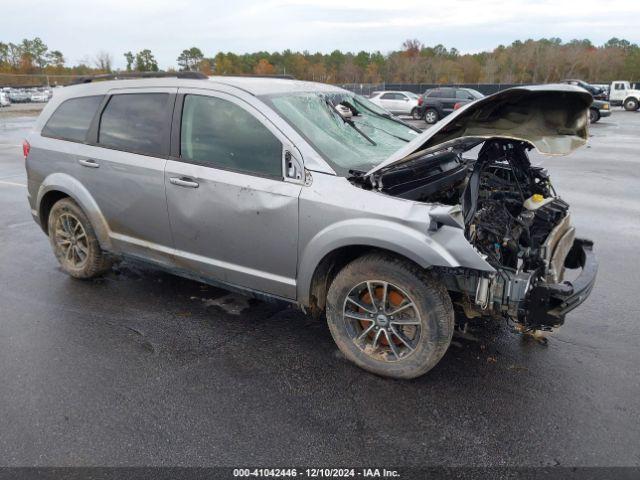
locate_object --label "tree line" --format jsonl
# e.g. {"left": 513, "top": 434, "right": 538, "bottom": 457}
{"left": 1, "top": 37, "right": 639, "bottom": 85}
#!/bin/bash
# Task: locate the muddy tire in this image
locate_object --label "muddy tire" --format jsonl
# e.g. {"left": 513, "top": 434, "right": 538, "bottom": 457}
{"left": 624, "top": 97, "right": 639, "bottom": 111}
{"left": 326, "top": 253, "right": 454, "bottom": 379}
{"left": 47, "top": 198, "right": 112, "bottom": 279}
{"left": 424, "top": 108, "right": 439, "bottom": 124}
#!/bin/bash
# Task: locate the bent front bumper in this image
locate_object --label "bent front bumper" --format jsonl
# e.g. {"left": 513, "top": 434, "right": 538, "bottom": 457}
{"left": 524, "top": 238, "right": 598, "bottom": 329}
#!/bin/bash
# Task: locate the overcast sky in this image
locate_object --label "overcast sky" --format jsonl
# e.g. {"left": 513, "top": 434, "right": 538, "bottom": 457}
{"left": 3, "top": 0, "right": 640, "bottom": 69}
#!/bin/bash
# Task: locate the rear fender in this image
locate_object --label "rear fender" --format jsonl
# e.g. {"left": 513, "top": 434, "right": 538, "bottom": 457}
{"left": 36, "top": 172, "right": 112, "bottom": 250}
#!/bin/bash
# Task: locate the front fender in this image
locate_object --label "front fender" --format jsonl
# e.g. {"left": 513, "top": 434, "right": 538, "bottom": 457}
{"left": 37, "top": 172, "right": 112, "bottom": 250}
{"left": 296, "top": 218, "right": 494, "bottom": 306}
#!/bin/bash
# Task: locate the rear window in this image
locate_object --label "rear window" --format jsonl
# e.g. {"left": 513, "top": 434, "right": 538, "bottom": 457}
{"left": 98, "top": 93, "right": 170, "bottom": 156}
{"left": 428, "top": 89, "right": 449, "bottom": 98}
{"left": 42, "top": 96, "right": 103, "bottom": 142}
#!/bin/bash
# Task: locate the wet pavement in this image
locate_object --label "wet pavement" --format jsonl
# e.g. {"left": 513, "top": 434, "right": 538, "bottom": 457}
{"left": 0, "top": 109, "right": 639, "bottom": 467}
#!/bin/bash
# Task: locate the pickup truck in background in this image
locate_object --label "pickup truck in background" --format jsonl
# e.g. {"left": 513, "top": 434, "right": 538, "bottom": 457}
{"left": 608, "top": 81, "right": 640, "bottom": 111}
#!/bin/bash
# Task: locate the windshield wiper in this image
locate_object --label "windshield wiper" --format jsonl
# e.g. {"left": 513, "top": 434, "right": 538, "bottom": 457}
{"left": 354, "top": 100, "right": 422, "bottom": 133}
{"left": 351, "top": 118, "right": 411, "bottom": 143}
{"left": 324, "top": 99, "right": 376, "bottom": 146}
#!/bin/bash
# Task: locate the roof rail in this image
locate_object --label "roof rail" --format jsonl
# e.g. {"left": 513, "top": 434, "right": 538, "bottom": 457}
{"left": 69, "top": 71, "right": 208, "bottom": 85}
{"left": 217, "top": 74, "right": 296, "bottom": 80}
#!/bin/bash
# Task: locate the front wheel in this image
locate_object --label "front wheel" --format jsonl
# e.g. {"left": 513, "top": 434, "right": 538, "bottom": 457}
{"left": 624, "top": 97, "right": 639, "bottom": 111}
{"left": 48, "top": 198, "right": 112, "bottom": 279}
{"left": 589, "top": 108, "right": 600, "bottom": 123}
{"left": 326, "top": 253, "right": 454, "bottom": 379}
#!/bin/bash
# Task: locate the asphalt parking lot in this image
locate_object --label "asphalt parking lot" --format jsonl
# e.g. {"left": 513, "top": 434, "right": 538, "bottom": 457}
{"left": 0, "top": 108, "right": 639, "bottom": 467}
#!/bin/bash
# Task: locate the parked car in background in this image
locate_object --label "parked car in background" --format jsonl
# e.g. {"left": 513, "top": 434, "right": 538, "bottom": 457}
{"left": 561, "top": 79, "right": 607, "bottom": 100}
{"left": 25, "top": 76, "right": 597, "bottom": 379}
{"left": 608, "top": 81, "right": 640, "bottom": 111}
{"left": 416, "top": 87, "right": 484, "bottom": 124}
{"left": 9, "top": 89, "right": 31, "bottom": 103}
{"left": 589, "top": 99, "right": 611, "bottom": 123}
{"left": 0, "top": 92, "right": 11, "bottom": 107}
{"left": 30, "top": 91, "right": 50, "bottom": 103}
{"left": 369, "top": 91, "right": 420, "bottom": 117}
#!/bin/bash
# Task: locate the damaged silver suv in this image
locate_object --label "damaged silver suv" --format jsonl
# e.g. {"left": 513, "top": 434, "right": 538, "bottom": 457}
{"left": 25, "top": 75, "right": 598, "bottom": 379}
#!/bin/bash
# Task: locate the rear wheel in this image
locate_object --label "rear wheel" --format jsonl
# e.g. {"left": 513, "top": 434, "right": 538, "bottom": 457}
{"left": 624, "top": 97, "right": 639, "bottom": 111}
{"left": 424, "top": 108, "right": 439, "bottom": 124}
{"left": 589, "top": 108, "right": 600, "bottom": 123}
{"left": 411, "top": 108, "right": 422, "bottom": 120}
{"left": 48, "top": 198, "right": 112, "bottom": 279}
{"left": 326, "top": 253, "right": 454, "bottom": 379}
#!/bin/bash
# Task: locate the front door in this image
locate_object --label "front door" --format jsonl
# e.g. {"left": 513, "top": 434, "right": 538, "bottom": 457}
{"left": 610, "top": 82, "right": 627, "bottom": 103}
{"left": 164, "top": 90, "right": 302, "bottom": 299}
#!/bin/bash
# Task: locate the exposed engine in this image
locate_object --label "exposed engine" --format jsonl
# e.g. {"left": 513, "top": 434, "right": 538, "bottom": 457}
{"left": 350, "top": 139, "right": 575, "bottom": 329}
{"left": 464, "top": 141, "right": 569, "bottom": 274}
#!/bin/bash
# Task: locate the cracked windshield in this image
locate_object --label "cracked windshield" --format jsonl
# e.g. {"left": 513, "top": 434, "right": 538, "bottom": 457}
{"left": 267, "top": 92, "right": 420, "bottom": 175}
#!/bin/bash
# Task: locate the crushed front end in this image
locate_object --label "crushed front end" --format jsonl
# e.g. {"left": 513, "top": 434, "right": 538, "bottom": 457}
{"left": 355, "top": 138, "right": 598, "bottom": 331}
{"left": 450, "top": 140, "right": 598, "bottom": 330}
{"left": 353, "top": 85, "right": 598, "bottom": 331}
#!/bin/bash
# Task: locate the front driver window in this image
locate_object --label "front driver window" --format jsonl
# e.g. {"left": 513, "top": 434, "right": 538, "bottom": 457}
{"left": 180, "top": 95, "right": 283, "bottom": 179}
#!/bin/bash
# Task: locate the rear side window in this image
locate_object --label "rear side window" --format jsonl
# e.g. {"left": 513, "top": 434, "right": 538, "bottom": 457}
{"left": 455, "top": 90, "right": 474, "bottom": 100}
{"left": 98, "top": 93, "right": 170, "bottom": 156}
{"left": 180, "top": 95, "right": 282, "bottom": 178}
{"left": 42, "top": 96, "right": 103, "bottom": 142}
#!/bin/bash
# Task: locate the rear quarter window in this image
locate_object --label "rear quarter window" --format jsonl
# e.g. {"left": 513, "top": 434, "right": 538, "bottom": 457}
{"left": 41, "top": 95, "right": 103, "bottom": 142}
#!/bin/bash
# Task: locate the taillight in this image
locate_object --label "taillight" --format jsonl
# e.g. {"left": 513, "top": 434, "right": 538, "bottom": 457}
{"left": 22, "top": 140, "right": 30, "bottom": 159}
{"left": 417, "top": 96, "right": 423, "bottom": 106}
{"left": 453, "top": 102, "right": 463, "bottom": 110}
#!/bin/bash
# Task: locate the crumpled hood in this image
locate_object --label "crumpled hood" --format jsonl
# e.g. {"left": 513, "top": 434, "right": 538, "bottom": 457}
{"left": 366, "top": 84, "right": 592, "bottom": 176}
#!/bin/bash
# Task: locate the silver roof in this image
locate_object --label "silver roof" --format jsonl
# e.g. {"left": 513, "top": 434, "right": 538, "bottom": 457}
{"left": 54, "top": 76, "right": 346, "bottom": 99}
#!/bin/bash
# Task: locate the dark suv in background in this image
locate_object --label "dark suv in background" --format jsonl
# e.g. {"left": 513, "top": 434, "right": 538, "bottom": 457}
{"left": 416, "top": 87, "right": 484, "bottom": 124}
{"left": 561, "top": 79, "right": 608, "bottom": 100}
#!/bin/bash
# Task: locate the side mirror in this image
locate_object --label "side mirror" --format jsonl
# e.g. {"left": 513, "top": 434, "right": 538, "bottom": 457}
{"left": 284, "top": 149, "right": 303, "bottom": 182}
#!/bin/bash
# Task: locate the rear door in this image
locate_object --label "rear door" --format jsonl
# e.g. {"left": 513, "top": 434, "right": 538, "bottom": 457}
{"left": 439, "top": 88, "right": 458, "bottom": 115}
{"left": 378, "top": 92, "right": 399, "bottom": 113}
{"left": 164, "top": 89, "right": 303, "bottom": 299}
{"left": 79, "top": 88, "right": 176, "bottom": 264}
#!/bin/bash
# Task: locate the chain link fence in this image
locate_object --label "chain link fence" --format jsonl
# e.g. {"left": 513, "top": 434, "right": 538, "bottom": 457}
{"left": 339, "top": 81, "right": 640, "bottom": 96}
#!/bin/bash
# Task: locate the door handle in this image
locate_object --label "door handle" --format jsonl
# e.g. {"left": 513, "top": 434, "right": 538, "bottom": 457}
{"left": 169, "top": 177, "right": 199, "bottom": 188}
{"left": 78, "top": 158, "right": 100, "bottom": 168}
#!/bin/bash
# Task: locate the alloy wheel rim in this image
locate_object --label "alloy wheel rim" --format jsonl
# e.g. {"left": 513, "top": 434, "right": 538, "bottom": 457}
{"left": 54, "top": 213, "right": 89, "bottom": 268}
{"left": 342, "top": 280, "right": 421, "bottom": 362}
{"left": 426, "top": 111, "right": 437, "bottom": 123}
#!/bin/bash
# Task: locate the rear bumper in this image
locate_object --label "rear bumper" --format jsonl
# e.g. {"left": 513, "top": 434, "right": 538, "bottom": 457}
{"left": 524, "top": 238, "right": 598, "bottom": 329}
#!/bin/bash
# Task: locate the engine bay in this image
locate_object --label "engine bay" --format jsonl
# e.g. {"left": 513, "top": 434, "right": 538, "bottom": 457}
{"left": 350, "top": 139, "right": 574, "bottom": 328}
